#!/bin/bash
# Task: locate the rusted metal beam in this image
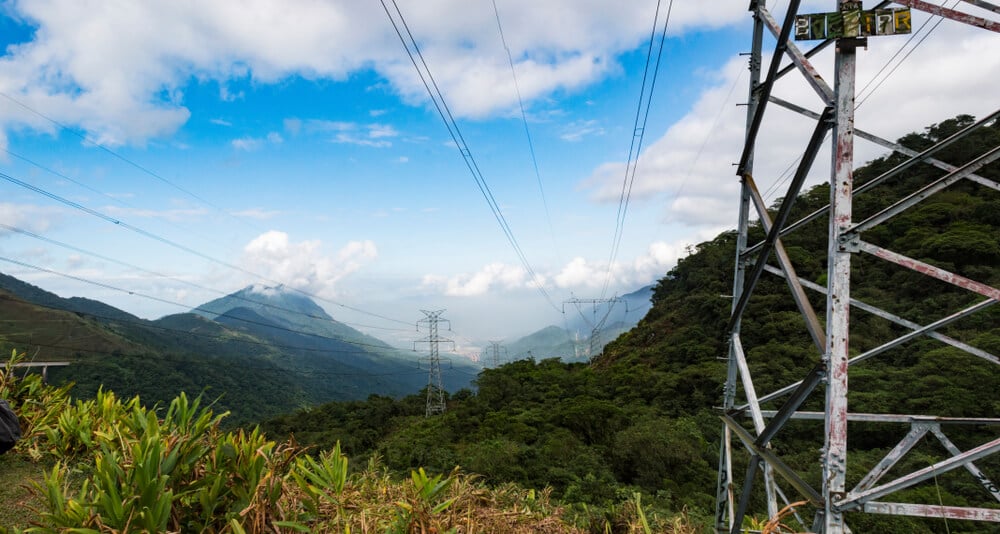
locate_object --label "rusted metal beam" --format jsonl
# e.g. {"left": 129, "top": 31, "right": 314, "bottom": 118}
{"left": 733, "top": 334, "right": 780, "bottom": 518}
{"left": 757, "top": 411, "right": 1000, "bottom": 425}
{"left": 737, "top": 0, "right": 806, "bottom": 176}
{"left": 961, "top": 0, "right": 1000, "bottom": 14}
{"left": 717, "top": 1, "right": 769, "bottom": 528}
{"left": 858, "top": 242, "right": 1000, "bottom": 301}
{"left": 864, "top": 502, "right": 1000, "bottom": 522}
{"left": 759, "top": 6, "right": 835, "bottom": 102}
{"left": 839, "top": 437, "right": 1000, "bottom": 509}
{"left": 772, "top": 97, "right": 1000, "bottom": 192}
{"left": 754, "top": 363, "right": 826, "bottom": 446}
{"left": 853, "top": 423, "right": 932, "bottom": 493}
{"left": 729, "top": 109, "right": 833, "bottom": 333}
{"left": 745, "top": 102, "right": 1000, "bottom": 257}
{"left": 822, "top": 29, "right": 859, "bottom": 532}
{"left": 747, "top": 297, "right": 997, "bottom": 408}
{"left": 734, "top": 334, "right": 767, "bottom": 434}
{"left": 775, "top": 39, "right": 834, "bottom": 80}
{"left": 930, "top": 426, "right": 1000, "bottom": 502}
{"left": 848, "top": 296, "right": 996, "bottom": 366}
{"left": 855, "top": 130, "right": 1000, "bottom": 192}
{"left": 731, "top": 455, "right": 762, "bottom": 534}
{"left": 763, "top": 264, "right": 999, "bottom": 364}
{"left": 722, "top": 414, "right": 824, "bottom": 505}
{"left": 848, "top": 143, "right": 1000, "bottom": 235}
{"left": 747, "top": 176, "right": 826, "bottom": 352}
{"left": 894, "top": 0, "right": 1000, "bottom": 32}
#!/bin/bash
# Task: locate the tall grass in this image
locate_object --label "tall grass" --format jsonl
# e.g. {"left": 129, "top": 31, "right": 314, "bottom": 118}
{"left": 2, "top": 349, "right": 701, "bottom": 533}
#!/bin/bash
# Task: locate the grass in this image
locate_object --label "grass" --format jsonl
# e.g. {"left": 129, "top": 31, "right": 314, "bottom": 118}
{"left": 0, "top": 454, "right": 46, "bottom": 529}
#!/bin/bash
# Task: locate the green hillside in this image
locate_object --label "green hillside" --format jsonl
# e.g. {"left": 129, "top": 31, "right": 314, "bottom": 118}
{"left": 260, "top": 114, "right": 1000, "bottom": 532}
{"left": 0, "top": 280, "right": 477, "bottom": 426}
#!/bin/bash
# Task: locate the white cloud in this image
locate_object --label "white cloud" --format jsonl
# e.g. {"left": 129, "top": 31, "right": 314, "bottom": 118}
{"left": 210, "top": 118, "right": 232, "bottom": 126}
{"left": 423, "top": 240, "right": 689, "bottom": 298}
{"left": 231, "top": 131, "right": 283, "bottom": 151}
{"left": 230, "top": 207, "right": 281, "bottom": 220}
{"left": 580, "top": 12, "right": 1000, "bottom": 231}
{"left": 553, "top": 241, "right": 686, "bottom": 290}
{"left": 560, "top": 119, "right": 605, "bottom": 142}
{"left": 231, "top": 137, "right": 262, "bottom": 151}
{"left": 422, "top": 262, "right": 530, "bottom": 296}
{"left": 241, "top": 230, "right": 377, "bottom": 296}
{"left": 102, "top": 205, "right": 209, "bottom": 222}
{"left": 333, "top": 133, "right": 391, "bottom": 148}
{"left": 368, "top": 124, "right": 398, "bottom": 139}
{"left": 0, "top": 203, "right": 63, "bottom": 235}
{"left": 0, "top": 0, "right": 747, "bottom": 145}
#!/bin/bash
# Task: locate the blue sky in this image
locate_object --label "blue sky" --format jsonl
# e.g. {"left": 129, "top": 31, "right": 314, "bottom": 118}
{"left": 0, "top": 0, "right": 997, "bottom": 350}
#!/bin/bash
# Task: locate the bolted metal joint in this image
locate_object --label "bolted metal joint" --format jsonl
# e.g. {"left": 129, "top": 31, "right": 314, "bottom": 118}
{"left": 837, "top": 234, "right": 860, "bottom": 253}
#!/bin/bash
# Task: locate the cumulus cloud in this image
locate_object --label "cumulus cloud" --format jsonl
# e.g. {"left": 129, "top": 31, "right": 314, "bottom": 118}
{"left": 0, "top": 0, "right": 746, "bottom": 145}
{"left": 423, "top": 240, "right": 689, "bottom": 298}
{"left": 553, "top": 240, "right": 686, "bottom": 290}
{"left": 241, "top": 230, "right": 377, "bottom": 296}
{"left": 580, "top": 7, "right": 1000, "bottom": 230}
{"left": 422, "top": 262, "right": 531, "bottom": 297}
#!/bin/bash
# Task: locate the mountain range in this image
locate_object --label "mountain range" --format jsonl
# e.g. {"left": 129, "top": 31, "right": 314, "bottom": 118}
{"left": 503, "top": 284, "right": 654, "bottom": 363}
{"left": 0, "top": 274, "right": 477, "bottom": 425}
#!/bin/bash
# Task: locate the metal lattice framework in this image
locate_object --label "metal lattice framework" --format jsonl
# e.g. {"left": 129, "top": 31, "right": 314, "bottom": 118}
{"left": 716, "top": 1, "right": 1000, "bottom": 532}
{"left": 416, "top": 309, "right": 453, "bottom": 417}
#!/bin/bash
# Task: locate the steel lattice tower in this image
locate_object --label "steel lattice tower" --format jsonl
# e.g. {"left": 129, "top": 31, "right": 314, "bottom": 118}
{"left": 416, "top": 309, "right": 452, "bottom": 417}
{"left": 485, "top": 340, "right": 508, "bottom": 368}
{"left": 563, "top": 296, "right": 627, "bottom": 360}
{"left": 715, "top": 1, "right": 1000, "bottom": 532}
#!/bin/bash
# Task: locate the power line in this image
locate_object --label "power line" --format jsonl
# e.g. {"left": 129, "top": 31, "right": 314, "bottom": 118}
{"left": 0, "top": 90, "right": 267, "bottom": 235}
{"left": 0, "top": 255, "right": 407, "bottom": 354}
{"left": 0, "top": 221, "right": 410, "bottom": 333}
{"left": 666, "top": 68, "right": 745, "bottom": 209}
{"left": 0, "top": 281, "right": 407, "bottom": 359}
{"left": 1, "top": 147, "right": 249, "bottom": 259}
{"left": 0, "top": 168, "right": 412, "bottom": 326}
{"left": 857, "top": 0, "right": 960, "bottom": 108}
{"left": 379, "top": 0, "right": 561, "bottom": 313}
{"left": 602, "top": 0, "right": 675, "bottom": 298}
{"left": 491, "top": 0, "right": 562, "bottom": 264}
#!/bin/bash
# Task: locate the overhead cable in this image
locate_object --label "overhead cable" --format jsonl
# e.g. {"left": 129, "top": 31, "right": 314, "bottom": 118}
{"left": 0, "top": 169, "right": 413, "bottom": 326}
{"left": 379, "top": 0, "right": 561, "bottom": 313}
{"left": 601, "top": 0, "right": 675, "bottom": 298}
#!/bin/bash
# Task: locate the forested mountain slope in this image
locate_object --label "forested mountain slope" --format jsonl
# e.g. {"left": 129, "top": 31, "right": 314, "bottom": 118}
{"left": 262, "top": 114, "right": 1000, "bottom": 532}
{"left": 0, "top": 279, "right": 476, "bottom": 426}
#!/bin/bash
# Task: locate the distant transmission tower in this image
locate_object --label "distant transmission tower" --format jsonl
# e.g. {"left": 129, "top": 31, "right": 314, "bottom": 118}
{"left": 415, "top": 310, "right": 453, "bottom": 417}
{"left": 563, "top": 296, "right": 627, "bottom": 360}
{"left": 483, "top": 340, "right": 508, "bottom": 367}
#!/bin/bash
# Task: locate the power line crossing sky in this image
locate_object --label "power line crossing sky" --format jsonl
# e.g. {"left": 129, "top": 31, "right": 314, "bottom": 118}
{"left": 0, "top": 0, "right": 997, "bottom": 343}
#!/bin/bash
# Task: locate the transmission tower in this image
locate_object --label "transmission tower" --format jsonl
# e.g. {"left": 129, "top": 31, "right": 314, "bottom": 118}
{"left": 483, "top": 340, "right": 508, "bottom": 367}
{"left": 563, "top": 296, "right": 627, "bottom": 360}
{"left": 415, "top": 309, "right": 453, "bottom": 417}
{"left": 716, "top": 2, "right": 1000, "bottom": 533}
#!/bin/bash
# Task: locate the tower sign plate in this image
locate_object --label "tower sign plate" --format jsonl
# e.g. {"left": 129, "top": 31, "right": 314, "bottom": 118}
{"left": 795, "top": 2, "right": 912, "bottom": 40}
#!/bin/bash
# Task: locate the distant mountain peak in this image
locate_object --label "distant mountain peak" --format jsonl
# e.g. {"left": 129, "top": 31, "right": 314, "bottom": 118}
{"left": 246, "top": 283, "right": 288, "bottom": 297}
